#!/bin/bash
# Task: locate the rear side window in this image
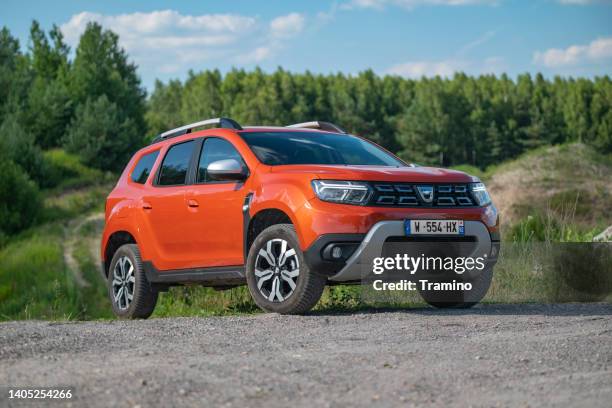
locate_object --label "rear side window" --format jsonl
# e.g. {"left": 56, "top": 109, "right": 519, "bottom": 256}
{"left": 197, "top": 138, "right": 246, "bottom": 183}
{"left": 131, "top": 151, "right": 159, "bottom": 184}
{"left": 157, "top": 140, "right": 195, "bottom": 186}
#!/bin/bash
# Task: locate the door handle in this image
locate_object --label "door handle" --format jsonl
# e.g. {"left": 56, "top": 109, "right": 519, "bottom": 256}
{"left": 142, "top": 202, "right": 153, "bottom": 210}
{"left": 187, "top": 199, "right": 199, "bottom": 208}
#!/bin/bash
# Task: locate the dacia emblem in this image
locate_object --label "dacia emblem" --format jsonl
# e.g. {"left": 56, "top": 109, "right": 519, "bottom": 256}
{"left": 417, "top": 185, "right": 434, "bottom": 203}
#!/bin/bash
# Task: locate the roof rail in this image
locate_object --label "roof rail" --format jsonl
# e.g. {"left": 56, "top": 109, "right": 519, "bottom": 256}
{"left": 151, "top": 117, "right": 243, "bottom": 144}
{"left": 286, "top": 121, "right": 346, "bottom": 134}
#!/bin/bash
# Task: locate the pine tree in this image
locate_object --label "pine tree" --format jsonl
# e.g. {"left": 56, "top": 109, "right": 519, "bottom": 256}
{"left": 64, "top": 95, "right": 140, "bottom": 172}
{"left": 65, "top": 22, "right": 146, "bottom": 168}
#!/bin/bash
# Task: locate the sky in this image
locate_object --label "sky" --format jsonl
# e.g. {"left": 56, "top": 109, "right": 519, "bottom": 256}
{"left": 1, "top": 0, "right": 611, "bottom": 90}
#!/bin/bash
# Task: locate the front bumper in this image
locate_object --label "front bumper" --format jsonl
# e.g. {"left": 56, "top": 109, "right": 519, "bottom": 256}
{"left": 326, "top": 220, "right": 498, "bottom": 282}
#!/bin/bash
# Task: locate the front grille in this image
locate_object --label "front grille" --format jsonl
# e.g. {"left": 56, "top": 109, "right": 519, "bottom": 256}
{"left": 369, "top": 183, "right": 476, "bottom": 207}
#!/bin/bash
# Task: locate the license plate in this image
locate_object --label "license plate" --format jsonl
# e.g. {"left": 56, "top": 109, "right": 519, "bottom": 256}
{"left": 405, "top": 219, "right": 464, "bottom": 235}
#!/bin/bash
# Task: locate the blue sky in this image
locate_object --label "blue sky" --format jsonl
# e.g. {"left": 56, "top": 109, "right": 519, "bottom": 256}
{"left": 1, "top": 0, "right": 611, "bottom": 90}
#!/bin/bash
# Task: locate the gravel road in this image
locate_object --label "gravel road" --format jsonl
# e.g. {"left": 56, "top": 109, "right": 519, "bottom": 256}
{"left": 1, "top": 304, "right": 611, "bottom": 407}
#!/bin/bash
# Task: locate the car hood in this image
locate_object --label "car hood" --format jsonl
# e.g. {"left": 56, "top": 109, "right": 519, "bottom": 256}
{"left": 270, "top": 165, "right": 477, "bottom": 183}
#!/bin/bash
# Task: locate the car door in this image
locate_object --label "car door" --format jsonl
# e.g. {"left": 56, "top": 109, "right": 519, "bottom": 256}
{"left": 141, "top": 139, "right": 197, "bottom": 270}
{"left": 185, "top": 137, "right": 249, "bottom": 268}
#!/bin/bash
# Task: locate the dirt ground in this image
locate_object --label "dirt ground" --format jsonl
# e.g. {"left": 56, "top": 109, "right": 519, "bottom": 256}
{"left": 1, "top": 303, "right": 611, "bottom": 407}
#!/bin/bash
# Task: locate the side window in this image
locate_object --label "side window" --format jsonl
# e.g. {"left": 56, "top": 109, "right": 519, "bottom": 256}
{"left": 157, "top": 140, "right": 195, "bottom": 186}
{"left": 197, "top": 138, "right": 246, "bottom": 183}
{"left": 131, "top": 150, "right": 159, "bottom": 184}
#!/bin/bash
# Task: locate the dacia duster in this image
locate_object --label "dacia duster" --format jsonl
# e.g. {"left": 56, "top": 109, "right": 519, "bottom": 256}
{"left": 101, "top": 118, "right": 500, "bottom": 318}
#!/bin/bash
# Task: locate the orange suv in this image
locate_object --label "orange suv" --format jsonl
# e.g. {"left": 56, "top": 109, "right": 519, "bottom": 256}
{"left": 101, "top": 118, "right": 500, "bottom": 318}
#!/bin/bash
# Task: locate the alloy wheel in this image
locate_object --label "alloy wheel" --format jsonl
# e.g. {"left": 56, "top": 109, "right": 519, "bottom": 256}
{"left": 112, "top": 256, "right": 135, "bottom": 310}
{"left": 254, "top": 238, "right": 300, "bottom": 302}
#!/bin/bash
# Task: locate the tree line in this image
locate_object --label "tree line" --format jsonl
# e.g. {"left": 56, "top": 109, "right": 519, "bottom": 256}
{"left": 0, "top": 21, "right": 610, "bottom": 237}
{"left": 148, "top": 68, "right": 611, "bottom": 167}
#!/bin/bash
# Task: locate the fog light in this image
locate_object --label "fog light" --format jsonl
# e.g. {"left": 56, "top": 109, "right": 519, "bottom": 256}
{"left": 322, "top": 243, "right": 359, "bottom": 261}
{"left": 331, "top": 246, "right": 343, "bottom": 259}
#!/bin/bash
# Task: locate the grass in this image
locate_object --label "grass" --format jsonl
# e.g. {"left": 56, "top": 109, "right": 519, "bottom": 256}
{"left": 152, "top": 285, "right": 422, "bottom": 317}
{"left": 0, "top": 226, "right": 80, "bottom": 320}
{"left": 43, "top": 149, "right": 115, "bottom": 192}
{"left": 72, "top": 223, "right": 113, "bottom": 319}
{"left": 154, "top": 286, "right": 260, "bottom": 317}
{"left": 41, "top": 185, "right": 109, "bottom": 224}
{"left": 0, "top": 154, "right": 115, "bottom": 321}
{"left": 487, "top": 241, "right": 612, "bottom": 303}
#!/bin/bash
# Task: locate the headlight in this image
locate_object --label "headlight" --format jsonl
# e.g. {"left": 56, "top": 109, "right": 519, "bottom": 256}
{"left": 312, "top": 180, "right": 372, "bottom": 205}
{"left": 470, "top": 182, "right": 492, "bottom": 206}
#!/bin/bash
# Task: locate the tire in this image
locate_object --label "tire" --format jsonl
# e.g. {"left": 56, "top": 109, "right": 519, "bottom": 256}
{"left": 418, "top": 266, "right": 494, "bottom": 309}
{"left": 246, "top": 224, "right": 326, "bottom": 314}
{"left": 107, "top": 244, "right": 158, "bottom": 319}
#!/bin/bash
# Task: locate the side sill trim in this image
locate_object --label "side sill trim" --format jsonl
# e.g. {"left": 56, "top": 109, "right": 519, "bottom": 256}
{"left": 143, "top": 261, "right": 245, "bottom": 284}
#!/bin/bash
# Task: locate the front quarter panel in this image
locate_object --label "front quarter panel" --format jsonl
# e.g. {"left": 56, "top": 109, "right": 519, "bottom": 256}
{"left": 249, "top": 168, "right": 317, "bottom": 250}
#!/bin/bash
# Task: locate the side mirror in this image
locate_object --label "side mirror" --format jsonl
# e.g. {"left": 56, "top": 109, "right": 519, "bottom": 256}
{"left": 207, "top": 159, "right": 247, "bottom": 181}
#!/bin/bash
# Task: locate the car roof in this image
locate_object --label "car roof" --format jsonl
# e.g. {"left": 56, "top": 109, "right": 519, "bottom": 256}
{"left": 147, "top": 118, "right": 347, "bottom": 150}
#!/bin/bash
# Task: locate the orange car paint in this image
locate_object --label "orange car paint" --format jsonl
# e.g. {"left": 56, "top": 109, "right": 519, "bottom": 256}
{"left": 101, "top": 127, "right": 499, "bottom": 273}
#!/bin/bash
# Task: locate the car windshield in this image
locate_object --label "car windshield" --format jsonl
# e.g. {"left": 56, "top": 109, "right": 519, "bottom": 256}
{"left": 239, "top": 131, "right": 405, "bottom": 166}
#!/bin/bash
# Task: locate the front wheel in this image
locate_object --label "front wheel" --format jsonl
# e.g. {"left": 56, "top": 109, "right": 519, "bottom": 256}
{"left": 246, "top": 224, "right": 326, "bottom": 314}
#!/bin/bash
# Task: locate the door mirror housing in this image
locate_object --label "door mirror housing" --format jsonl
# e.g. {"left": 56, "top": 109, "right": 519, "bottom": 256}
{"left": 206, "top": 159, "right": 247, "bottom": 181}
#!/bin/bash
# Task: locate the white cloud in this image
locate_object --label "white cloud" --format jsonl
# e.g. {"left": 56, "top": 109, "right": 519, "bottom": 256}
{"left": 342, "top": 0, "right": 498, "bottom": 10}
{"left": 60, "top": 11, "right": 256, "bottom": 48}
{"left": 533, "top": 37, "right": 612, "bottom": 67}
{"left": 386, "top": 57, "right": 505, "bottom": 78}
{"left": 60, "top": 10, "right": 305, "bottom": 79}
{"left": 270, "top": 13, "right": 305, "bottom": 39}
{"left": 235, "top": 13, "right": 306, "bottom": 63}
{"left": 386, "top": 60, "right": 467, "bottom": 77}
{"left": 240, "top": 46, "right": 274, "bottom": 63}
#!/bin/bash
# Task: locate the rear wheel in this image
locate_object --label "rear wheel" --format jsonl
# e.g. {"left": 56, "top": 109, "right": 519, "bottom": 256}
{"left": 108, "top": 244, "right": 158, "bottom": 319}
{"left": 418, "top": 266, "right": 494, "bottom": 309}
{"left": 246, "top": 224, "right": 326, "bottom": 314}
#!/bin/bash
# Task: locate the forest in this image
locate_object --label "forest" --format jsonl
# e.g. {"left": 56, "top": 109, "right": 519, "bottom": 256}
{"left": 1, "top": 21, "right": 611, "bottom": 240}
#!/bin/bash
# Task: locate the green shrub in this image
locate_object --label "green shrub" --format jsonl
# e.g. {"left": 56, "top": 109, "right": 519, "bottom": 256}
{"left": 63, "top": 95, "right": 142, "bottom": 172}
{"left": 42, "top": 149, "right": 108, "bottom": 190}
{"left": 0, "top": 114, "right": 48, "bottom": 186}
{"left": 0, "top": 158, "right": 41, "bottom": 236}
